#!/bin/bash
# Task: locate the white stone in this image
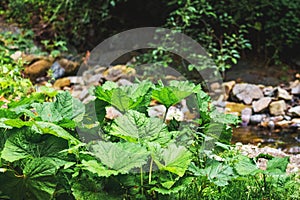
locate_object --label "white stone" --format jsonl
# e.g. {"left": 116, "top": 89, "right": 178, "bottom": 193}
{"left": 252, "top": 97, "right": 272, "bottom": 112}
{"left": 288, "top": 106, "right": 300, "bottom": 116}
{"left": 277, "top": 87, "right": 292, "bottom": 100}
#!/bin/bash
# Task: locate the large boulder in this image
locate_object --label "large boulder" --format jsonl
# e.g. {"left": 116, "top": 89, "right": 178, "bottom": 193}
{"left": 24, "top": 59, "right": 53, "bottom": 82}
{"left": 232, "top": 83, "right": 264, "bottom": 104}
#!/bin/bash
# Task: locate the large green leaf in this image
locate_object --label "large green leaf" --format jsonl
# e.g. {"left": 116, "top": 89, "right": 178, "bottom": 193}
{"left": 1, "top": 127, "right": 71, "bottom": 166}
{"left": 153, "top": 143, "right": 192, "bottom": 177}
{"left": 32, "top": 91, "right": 84, "bottom": 123}
{"left": 234, "top": 155, "right": 260, "bottom": 176}
{"left": 110, "top": 110, "right": 170, "bottom": 144}
{"left": 152, "top": 80, "right": 200, "bottom": 108}
{"left": 0, "top": 158, "right": 58, "bottom": 200}
{"left": 189, "top": 160, "right": 235, "bottom": 186}
{"left": 71, "top": 176, "right": 119, "bottom": 200}
{"left": 152, "top": 177, "right": 194, "bottom": 194}
{"left": 89, "top": 141, "right": 149, "bottom": 174}
{"left": 81, "top": 160, "right": 118, "bottom": 177}
{"left": 32, "top": 102, "right": 63, "bottom": 122}
{"left": 34, "top": 121, "right": 81, "bottom": 145}
{"left": 94, "top": 81, "right": 152, "bottom": 113}
{"left": 266, "top": 157, "right": 289, "bottom": 175}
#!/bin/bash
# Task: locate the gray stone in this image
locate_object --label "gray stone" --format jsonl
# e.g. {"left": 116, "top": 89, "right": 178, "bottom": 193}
{"left": 288, "top": 106, "right": 300, "bottom": 116}
{"left": 68, "top": 76, "right": 84, "bottom": 85}
{"left": 250, "top": 114, "right": 267, "bottom": 124}
{"left": 232, "top": 83, "right": 264, "bottom": 104}
{"left": 263, "top": 86, "right": 275, "bottom": 97}
{"left": 117, "top": 79, "right": 133, "bottom": 86}
{"left": 290, "top": 80, "right": 300, "bottom": 95}
{"left": 269, "top": 100, "right": 286, "bottom": 116}
{"left": 277, "top": 87, "right": 292, "bottom": 100}
{"left": 252, "top": 97, "right": 272, "bottom": 112}
{"left": 241, "top": 107, "right": 252, "bottom": 126}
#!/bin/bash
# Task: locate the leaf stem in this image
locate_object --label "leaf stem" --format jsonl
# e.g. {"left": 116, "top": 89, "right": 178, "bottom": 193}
{"left": 149, "top": 157, "right": 153, "bottom": 184}
{"left": 140, "top": 167, "right": 144, "bottom": 196}
{"left": 163, "top": 106, "right": 169, "bottom": 123}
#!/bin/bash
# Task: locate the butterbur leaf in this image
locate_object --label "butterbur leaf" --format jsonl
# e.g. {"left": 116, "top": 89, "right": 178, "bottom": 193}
{"left": 32, "top": 91, "right": 84, "bottom": 122}
{"left": 153, "top": 143, "right": 192, "bottom": 177}
{"left": 35, "top": 121, "right": 80, "bottom": 145}
{"left": 152, "top": 81, "right": 200, "bottom": 108}
{"left": 32, "top": 102, "right": 63, "bottom": 122}
{"left": 72, "top": 176, "right": 118, "bottom": 200}
{"left": 81, "top": 160, "right": 118, "bottom": 177}
{"left": 0, "top": 158, "right": 57, "bottom": 200}
{"left": 89, "top": 141, "right": 149, "bottom": 174}
{"left": 234, "top": 155, "right": 260, "bottom": 176}
{"left": 190, "top": 160, "right": 235, "bottom": 186}
{"left": 1, "top": 128, "right": 71, "bottom": 166}
{"left": 266, "top": 157, "right": 289, "bottom": 174}
{"left": 110, "top": 110, "right": 169, "bottom": 143}
{"left": 94, "top": 81, "right": 152, "bottom": 113}
{"left": 4, "top": 118, "right": 33, "bottom": 128}
{"left": 152, "top": 177, "right": 194, "bottom": 194}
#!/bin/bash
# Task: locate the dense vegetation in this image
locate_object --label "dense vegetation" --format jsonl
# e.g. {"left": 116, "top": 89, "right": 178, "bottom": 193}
{"left": 0, "top": 0, "right": 300, "bottom": 199}
{"left": 1, "top": 0, "right": 300, "bottom": 69}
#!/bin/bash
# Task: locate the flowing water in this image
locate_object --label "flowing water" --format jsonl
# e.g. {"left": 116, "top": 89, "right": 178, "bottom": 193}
{"left": 231, "top": 126, "right": 300, "bottom": 154}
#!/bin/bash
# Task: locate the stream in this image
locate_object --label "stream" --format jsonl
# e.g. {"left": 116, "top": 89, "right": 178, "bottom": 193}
{"left": 231, "top": 126, "right": 300, "bottom": 154}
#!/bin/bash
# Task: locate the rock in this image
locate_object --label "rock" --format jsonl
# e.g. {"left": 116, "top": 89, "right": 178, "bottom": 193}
{"left": 291, "top": 118, "right": 300, "bottom": 124}
{"left": 290, "top": 80, "right": 300, "bottom": 94}
{"left": 275, "top": 120, "right": 291, "bottom": 128}
{"left": 117, "top": 79, "right": 133, "bottom": 86}
{"left": 57, "top": 58, "right": 79, "bottom": 75}
{"left": 250, "top": 114, "right": 267, "bottom": 124}
{"left": 222, "top": 80, "right": 235, "bottom": 100}
{"left": 102, "top": 65, "right": 136, "bottom": 82}
{"left": 24, "top": 59, "right": 53, "bottom": 81}
{"left": 22, "top": 54, "right": 45, "bottom": 64}
{"left": 269, "top": 100, "right": 286, "bottom": 116}
{"left": 210, "top": 82, "right": 221, "bottom": 91}
{"left": 232, "top": 83, "right": 264, "bottom": 104}
{"left": 148, "top": 105, "right": 166, "bottom": 119}
{"left": 241, "top": 107, "right": 252, "bottom": 126}
{"left": 87, "top": 74, "right": 104, "bottom": 85}
{"left": 68, "top": 76, "right": 84, "bottom": 85}
{"left": 10, "top": 50, "right": 22, "bottom": 61}
{"left": 263, "top": 86, "right": 275, "bottom": 97}
{"left": 53, "top": 77, "right": 71, "bottom": 89}
{"left": 51, "top": 61, "right": 65, "bottom": 79}
{"left": 288, "top": 106, "right": 300, "bottom": 116}
{"left": 277, "top": 87, "right": 292, "bottom": 100}
{"left": 252, "top": 97, "right": 272, "bottom": 113}
{"left": 225, "top": 102, "right": 251, "bottom": 116}
{"left": 166, "top": 106, "right": 184, "bottom": 121}
{"left": 105, "top": 107, "right": 122, "bottom": 120}
{"left": 291, "top": 85, "right": 300, "bottom": 95}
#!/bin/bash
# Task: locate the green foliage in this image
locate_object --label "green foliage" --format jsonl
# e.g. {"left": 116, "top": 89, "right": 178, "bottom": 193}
{"left": 0, "top": 80, "right": 298, "bottom": 199}
{"left": 0, "top": 51, "right": 32, "bottom": 98}
{"left": 2, "top": 0, "right": 122, "bottom": 50}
